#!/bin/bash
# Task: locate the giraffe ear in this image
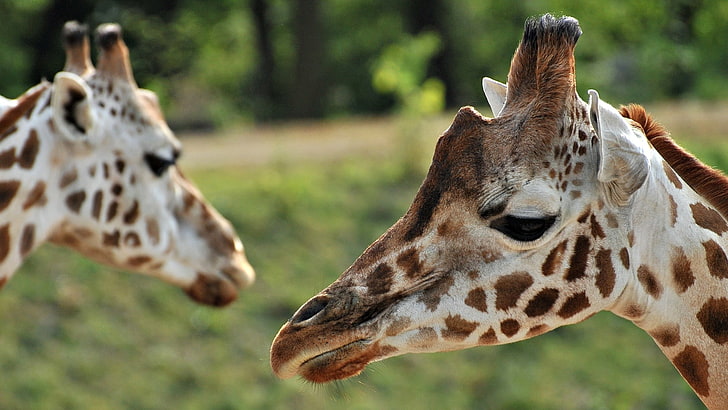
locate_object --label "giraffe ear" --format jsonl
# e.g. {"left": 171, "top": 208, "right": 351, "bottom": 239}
{"left": 51, "top": 72, "right": 96, "bottom": 143}
{"left": 588, "top": 89, "right": 649, "bottom": 206}
{"left": 482, "top": 77, "right": 507, "bottom": 117}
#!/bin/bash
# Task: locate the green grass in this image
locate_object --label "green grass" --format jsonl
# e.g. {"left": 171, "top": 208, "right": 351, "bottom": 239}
{"left": 0, "top": 112, "right": 717, "bottom": 409}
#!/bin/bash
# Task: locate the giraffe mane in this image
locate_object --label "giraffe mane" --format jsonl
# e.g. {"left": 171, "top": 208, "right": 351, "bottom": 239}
{"left": 620, "top": 104, "right": 728, "bottom": 220}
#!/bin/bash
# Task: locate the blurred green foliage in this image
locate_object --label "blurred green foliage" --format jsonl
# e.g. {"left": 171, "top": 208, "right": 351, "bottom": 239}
{"left": 372, "top": 31, "right": 444, "bottom": 115}
{"left": 1, "top": 0, "right": 727, "bottom": 127}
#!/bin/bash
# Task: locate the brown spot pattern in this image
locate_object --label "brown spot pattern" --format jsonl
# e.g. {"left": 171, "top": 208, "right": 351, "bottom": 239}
{"left": 494, "top": 271, "right": 533, "bottom": 311}
{"left": 482, "top": 249, "right": 502, "bottom": 263}
{"left": 478, "top": 328, "right": 498, "bottom": 345}
{"left": 1, "top": 126, "right": 17, "bottom": 141}
{"left": 146, "top": 218, "right": 160, "bottom": 245}
{"left": 557, "top": 292, "right": 590, "bottom": 319}
{"left": 500, "top": 319, "right": 520, "bottom": 337}
{"left": 123, "top": 232, "right": 141, "bottom": 247}
{"left": 106, "top": 201, "right": 118, "bottom": 222}
{"left": 17, "top": 129, "right": 39, "bottom": 169}
{"left": 442, "top": 314, "right": 478, "bottom": 341}
{"left": 590, "top": 215, "right": 605, "bottom": 239}
{"left": 115, "top": 159, "right": 126, "bottom": 174}
{"left": 0, "top": 224, "right": 9, "bottom": 263}
{"left": 621, "top": 303, "right": 646, "bottom": 320}
{"left": 102, "top": 230, "right": 120, "bottom": 247}
{"left": 577, "top": 210, "right": 590, "bottom": 224}
{"left": 19, "top": 224, "right": 34, "bottom": 256}
{"left": 0, "top": 276, "right": 6, "bottom": 290}
{"left": 464, "top": 287, "right": 487, "bottom": 312}
{"left": 65, "top": 191, "right": 86, "bottom": 214}
{"left": 397, "top": 248, "right": 423, "bottom": 278}
{"left": 410, "top": 327, "right": 437, "bottom": 348}
{"left": 22, "top": 181, "right": 46, "bottom": 210}
{"left": 637, "top": 265, "right": 662, "bottom": 299}
{"left": 437, "top": 221, "right": 453, "bottom": 236}
{"left": 123, "top": 200, "right": 139, "bottom": 224}
{"left": 59, "top": 168, "right": 78, "bottom": 188}
{"left": 619, "top": 247, "right": 630, "bottom": 269}
{"left": 696, "top": 297, "right": 728, "bottom": 344}
{"left": 0, "top": 180, "right": 20, "bottom": 212}
{"left": 524, "top": 288, "right": 559, "bottom": 317}
{"left": 668, "top": 195, "right": 678, "bottom": 226}
{"left": 605, "top": 212, "right": 618, "bottom": 228}
{"left": 691, "top": 202, "right": 728, "bottom": 235}
{"left": 385, "top": 317, "right": 411, "bottom": 337}
{"left": 672, "top": 345, "right": 710, "bottom": 396}
{"left": 671, "top": 247, "right": 695, "bottom": 293}
{"left": 527, "top": 324, "right": 549, "bottom": 338}
{"left": 663, "top": 161, "right": 682, "bottom": 189}
{"left": 649, "top": 324, "right": 680, "bottom": 347}
{"left": 703, "top": 240, "right": 728, "bottom": 279}
{"left": 542, "top": 240, "right": 567, "bottom": 276}
{"left": 565, "top": 235, "right": 590, "bottom": 281}
{"left": 418, "top": 275, "right": 454, "bottom": 312}
{"left": 594, "top": 248, "right": 616, "bottom": 298}
{"left": 366, "top": 263, "right": 393, "bottom": 294}
{"left": 0, "top": 148, "right": 15, "bottom": 168}
{"left": 91, "top": 190, "right": 103, "bottom": 220}
{"left": 127, "top": 256, "right": 151, "bottom": 267}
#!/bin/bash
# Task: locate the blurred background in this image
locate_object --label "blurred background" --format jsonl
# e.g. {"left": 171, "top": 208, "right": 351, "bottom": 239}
{"left": 2, "top": 0, "right": 728, "bottom": 127}
{"left": 1, "top": 0, "right": 725, "bottom": 408}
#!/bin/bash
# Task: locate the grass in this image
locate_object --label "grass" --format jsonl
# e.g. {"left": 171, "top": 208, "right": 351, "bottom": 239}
{"left": 0, "top": 103, "right": 719, "bottom": 409}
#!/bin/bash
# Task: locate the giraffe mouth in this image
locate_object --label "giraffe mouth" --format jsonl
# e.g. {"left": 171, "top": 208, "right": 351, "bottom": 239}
{"left": 296, "top": 339, "right": 372, "bottom": 382}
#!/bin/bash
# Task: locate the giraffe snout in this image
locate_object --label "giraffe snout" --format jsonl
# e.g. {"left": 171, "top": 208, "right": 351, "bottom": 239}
{"left": 289, "top": 290, "right": 360, "bottom": 327}
{"left": 185, "top": 273, "right": 239, "bottom": 307}
{"left": 290, "top": 295, "right": 330, "bottom": 324}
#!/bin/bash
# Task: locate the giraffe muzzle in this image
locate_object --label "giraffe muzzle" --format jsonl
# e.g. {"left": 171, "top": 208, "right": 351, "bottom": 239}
{"left": 185, "top": 273, "right": 239, "bottom": 307}
{"left": 184, "top": 254, "right": 255, "bottom": 307}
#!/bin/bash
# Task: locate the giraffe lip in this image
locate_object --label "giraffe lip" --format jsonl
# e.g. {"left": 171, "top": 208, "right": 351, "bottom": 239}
{"left": 297, "top": 339, "right": 372, "bottom": 383}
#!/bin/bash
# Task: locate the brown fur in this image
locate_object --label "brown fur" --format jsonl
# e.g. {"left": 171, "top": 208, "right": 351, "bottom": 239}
{"left": 620, "top": 104, "right": 728, "bottom": 222}
{"left": 504, "top": 14, "right": 581, "bottom": 143}
{"left": 0, "top": 84, "right": 49, "bottom": 138}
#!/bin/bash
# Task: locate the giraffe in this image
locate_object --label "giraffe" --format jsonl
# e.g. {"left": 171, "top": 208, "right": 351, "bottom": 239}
{"left": 0, "top": 21, "right": 254, "bottom": 307}
{"left": 270, "top": 14, "right": 728, "bottom": 408}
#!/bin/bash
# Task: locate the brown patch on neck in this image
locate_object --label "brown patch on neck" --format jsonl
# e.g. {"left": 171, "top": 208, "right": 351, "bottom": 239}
{"left": 672, "top": 345, "right": 710, "bottom": 397}
{"left": 494, "top": 271, "right": 533, "bottom": 310}
{"left": 621, "top": 104, "right": 728, "bottom": 222}
{"left": 442, "top": 314, "right": 478, "bottom": 341}
{"left": 0, "top": 84, "right": 49, "bottom": 139}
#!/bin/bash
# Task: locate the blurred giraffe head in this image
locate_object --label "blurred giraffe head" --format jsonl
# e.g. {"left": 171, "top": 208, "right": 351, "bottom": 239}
{"left": 0, "top": 22, "right": 254, "bottom": 306}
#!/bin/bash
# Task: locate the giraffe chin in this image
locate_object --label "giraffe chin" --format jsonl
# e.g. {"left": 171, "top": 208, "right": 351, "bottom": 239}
{"left": 297, "top": 340, "right": 397, "bottom": 383}
{"left": 184, "top": 273, "right": 239, "bottom": 307}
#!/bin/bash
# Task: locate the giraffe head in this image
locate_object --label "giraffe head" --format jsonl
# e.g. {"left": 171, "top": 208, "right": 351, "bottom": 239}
{"left": 0, "top": 22, "right": 254, "bottom": 306}
{"left": 271, "top": 15, "right": 652, "bottom": 380}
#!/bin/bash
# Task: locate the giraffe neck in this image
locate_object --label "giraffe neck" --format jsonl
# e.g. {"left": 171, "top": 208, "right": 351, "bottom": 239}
{"left": 611, "top": 146, "right": 728, "bottom": 406}
{"left": 0, "top": 86, "right": 78, "bottom": 283}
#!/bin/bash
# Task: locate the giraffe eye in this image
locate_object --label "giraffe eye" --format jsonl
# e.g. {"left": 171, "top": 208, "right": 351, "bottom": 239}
{"left": 144, "top": 152, "right": 176, "bottom": 177}
{"left": 490, "top": 215, "right": 556, "bottom": 242}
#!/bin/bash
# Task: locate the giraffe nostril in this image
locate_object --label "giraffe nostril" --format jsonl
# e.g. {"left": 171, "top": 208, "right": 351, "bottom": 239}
{"left": 291, "top": 295, "right": 329, "bottom": 324}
